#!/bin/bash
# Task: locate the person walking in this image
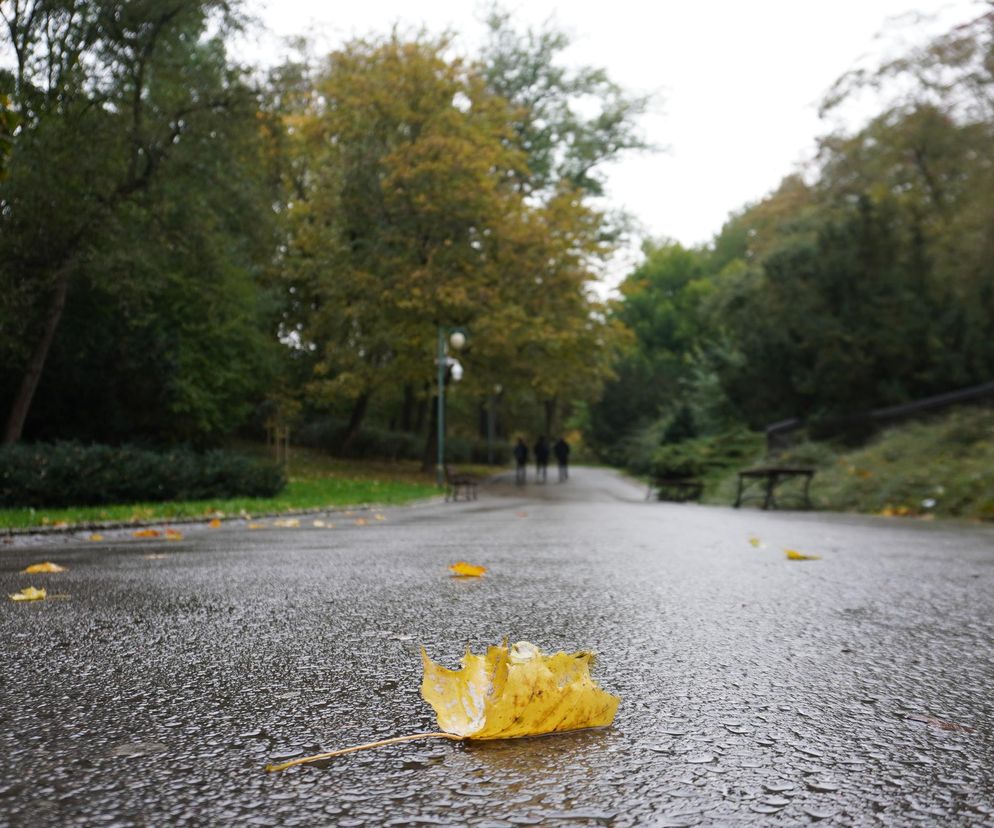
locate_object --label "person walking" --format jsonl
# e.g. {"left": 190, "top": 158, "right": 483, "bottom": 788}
{"left": 513, "top": 438, "right": 528, "bottom": 485}
{"left": 554, "top": 436, "right": 570, "bottom": 482}
{"left": 534, "top": 436, "right": 550, "bottom": 483}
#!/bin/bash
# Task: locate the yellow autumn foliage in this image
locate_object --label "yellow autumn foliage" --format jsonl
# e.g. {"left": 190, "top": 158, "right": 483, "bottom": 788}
{"left": 9, "top": 586, "right": 47, "bottom": 602}
{"left": 420, "top": 641, "right": 619, "bottom": 739}
{"left": 785, "top": 549, "right": 821, "bottom": 561}
{"left": 449, "top": 561, "right": 486, "bottom": 577}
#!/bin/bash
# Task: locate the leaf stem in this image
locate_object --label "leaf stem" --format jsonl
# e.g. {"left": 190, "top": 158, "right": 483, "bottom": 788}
{"left": 264, "top": 731, "right": 464, "bottom": 773}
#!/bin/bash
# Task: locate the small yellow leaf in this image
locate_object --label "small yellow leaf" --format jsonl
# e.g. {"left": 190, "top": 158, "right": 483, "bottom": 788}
{"left": 449, "top": 561, "right": 486, "bottom": 578}
{"left": 785, "top": 549, "right": 821, "bottom": 561}
{"left": 374, "top": 513, "right": 386, "bottom": 521}
{"left": 208, "top": 518, "right": 222, "bottom": 529}
{"left": 164, "top": 528, "right": 183, "bottom": 541}
{"left": 355, "top": 518, "right": 367, "bottom": 526}
{"left": 88, "top": 533, "right": 104, "bottom": 542}
{"left": 248, "top": 522, "right": 266, "bottom": 530}
{"left": 748, "top": 537, "right": 762, "bottom": 548}
{"left": 9, "top": 586, "right": 47, "bottom": 602}
{"left": 313, "top": 519, "right": 326, "bottom": 528}
{"left": 133, "top": 529, "right": 161, "bottom": 539}
{"left": 273, "top": 518, "right": 300, "bottom": 528}
{"left": 421, "top": 640, "right": 620, "bottom": 739}
{"left": 23, "top": 561, "right": 66, "bottom": 574}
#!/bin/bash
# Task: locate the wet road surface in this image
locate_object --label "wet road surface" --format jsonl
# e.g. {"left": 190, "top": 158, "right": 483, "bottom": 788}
{"left": 2, "top": 467, "right": 993, "bottom": 826}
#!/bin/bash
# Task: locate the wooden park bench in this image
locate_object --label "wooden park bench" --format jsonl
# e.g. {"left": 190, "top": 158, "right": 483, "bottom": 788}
{"left": 734, "top": 466, "right": 815, "bottom": 510}
{"left": 646, "top": 477, "right": 704, "bottom": 503}
{"left": 444, "top": 466, "right": 479, "bottom": 502}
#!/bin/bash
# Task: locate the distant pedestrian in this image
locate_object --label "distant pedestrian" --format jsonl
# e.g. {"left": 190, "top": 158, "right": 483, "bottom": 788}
{"left": 513, "top": 438, "right": 528, "bottom": 485}
{"left": 534, "top": 436, "right": 550, "bottom": 483}
{"left": 554, "top": 436, "right": 570, "bottom": 482}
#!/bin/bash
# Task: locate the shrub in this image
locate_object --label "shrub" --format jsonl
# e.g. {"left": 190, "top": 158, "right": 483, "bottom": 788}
{"left": 0, "top": 442, "right": 285, "bottom": 508}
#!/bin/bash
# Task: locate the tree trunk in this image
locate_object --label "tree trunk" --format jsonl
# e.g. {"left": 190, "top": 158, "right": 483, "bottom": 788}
{"left": 340, "top": 392, "right": 371, "bottom": 454}
{"left": 544, "top": 397, "right": 557, "bottom": 437}
{"left": 3, "top": 271, "right": 71, "bottom": 444}
{"left": 400, "top": 383, "right": 416, "bottom": 431}
{"left": 421, "top": 393, "right": 439, "bottom": 472}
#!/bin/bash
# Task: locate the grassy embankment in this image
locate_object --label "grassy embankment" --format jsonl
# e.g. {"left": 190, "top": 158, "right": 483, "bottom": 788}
{"left": 707, "top": 406, "right": 994, "bottom": 520}
{"left": 0, "top": 447, "right": 445, "bottom": 531}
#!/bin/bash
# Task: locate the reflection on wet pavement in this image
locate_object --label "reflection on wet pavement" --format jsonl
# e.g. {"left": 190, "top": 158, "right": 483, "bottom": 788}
{"left": 1, "top": 467, "right": 993, "bottom": 825}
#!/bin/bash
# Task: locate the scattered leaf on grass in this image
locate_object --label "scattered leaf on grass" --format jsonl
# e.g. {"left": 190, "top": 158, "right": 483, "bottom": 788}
{"left": 9, "top": 586, "right": 47, "bottom": 602}
{"left": 449, "top": 561, "right": 486, "bottom": 578}
{"left": 133, "top": 529, "right": 161, "bottom": 539}
{"left": 164, "top": 529, "right": 183, "bottom": 541}
{"left": 23, "top": 562, "right": 66, "bottom": 574}
{"left": 785, "top": 549, "right": 821, "bottom": 561}
{"left": 265, "top": 640, "right": 620, "bottom": 772}
{"left": 88, "top": 533, "right": 104, "bottom": 542}
{"left": 208, "top": 518, "right": 222, "bottom": 529}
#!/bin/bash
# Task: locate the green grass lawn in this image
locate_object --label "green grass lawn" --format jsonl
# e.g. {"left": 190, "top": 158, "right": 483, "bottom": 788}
{"left": 0, "top": 447, "right": 442, "bottom": 531}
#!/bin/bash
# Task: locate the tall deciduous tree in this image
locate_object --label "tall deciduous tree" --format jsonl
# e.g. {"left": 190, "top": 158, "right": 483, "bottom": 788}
{"left": 0, "top": 0, "right": 270, "bottom": 444}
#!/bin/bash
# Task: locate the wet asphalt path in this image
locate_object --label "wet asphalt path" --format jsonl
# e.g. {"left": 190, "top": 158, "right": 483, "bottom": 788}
{"left": 1, "top": 467, "right": 993, "bottom": 827}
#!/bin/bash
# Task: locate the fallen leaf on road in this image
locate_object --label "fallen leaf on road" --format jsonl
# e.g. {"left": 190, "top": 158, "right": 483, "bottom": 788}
{"left": 354, "top": 518, "right": 367, "bottom": 526}
{"left": 515, "top": 511, "right": 528, "bottom": 518}
{"left": 9, "top": 586, "right": 47, "bottom": 602}
{"left": 164, "top": 529, "right": 183, "bottom": 541}
{"left": 143, "top": 553, "right": 168, "bottom": 560}
{"left": 88, "top": 534, "right": 104, "bottom": 542}
{"left": 374, "top": 514, "right": 386, "bottom": 521}
{"left": 748, "top": 537, "right": 763, "bottom": 548}
{"left": 785, "top": 549, "right": 821, "bottom": 561}
{"left": 208, "top": 518, "right": 222, "bottom": 529}
{"left": 906, "top": 714, "right": 975, "bottom": 733}
{"left": 273, "top": 518, "right": 300, "bottom": 528}
{"left": 23, "top": 562, "right": 66, "bottom": 574}
{"left": 449, "top": 561, "right": 486, "bottom": 577}
{"left": 312, "top": 520, "right": 326, "bottom": 528}
{"left": 265, "top": 640, "right": 620, "bottom": 773}
{"left": 248, "top": 522, "right": 266, "bottom": 530}
{"left": 133, "top": 529, "right": 161, "bottom": 539}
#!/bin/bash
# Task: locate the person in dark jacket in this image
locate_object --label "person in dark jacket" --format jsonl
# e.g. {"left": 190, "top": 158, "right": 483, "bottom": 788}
{"left": 554, "top": 436, "right": 570, "bottom": 481}
{"left": 534, "top": 436, "right": 550, "bottom": 483}
{"left": 513, "top": 438, "right": 528, "bottom": 485}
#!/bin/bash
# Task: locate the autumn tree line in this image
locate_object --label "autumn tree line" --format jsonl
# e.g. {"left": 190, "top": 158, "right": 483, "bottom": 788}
{"left": 588, "top": 6, "right": 994, "bottom": 471}
{"left": 2, "top": 1, "right": 992, "bottom": 475}
{"left": 0, "top": 0, "right": 642, "bottom": 468}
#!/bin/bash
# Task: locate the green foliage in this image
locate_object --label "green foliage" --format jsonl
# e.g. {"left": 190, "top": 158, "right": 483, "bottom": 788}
{"left": 0, "top": 443, "right": 285, "bottom": 508}
{"left": 651, "top": 430, "right": 763, "bottom": 482}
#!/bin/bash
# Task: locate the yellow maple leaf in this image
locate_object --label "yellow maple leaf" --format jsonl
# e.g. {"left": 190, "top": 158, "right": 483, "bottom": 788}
{"left": 208, "top": 518, "right": 222, "bottom": 529}
{"left": 748, "top": 537, "right": 762, "bottom": 548}
{"left": 421, "top": 641, "right": 619, "bottom": 739}
{"left": 785, "top": 549, "right": 821, "bottom": 561}
{"left": 133, "top": 529, "right": 161, "bottom": 539}
{"left": 23, "top": 562, "right": 66, "bottom": 574}
{"left": 164, "top": 529, "right": 183, "bottom": 541}
{"left": 449, "top": 561, "right": 486, "bottom": 577}
{"left": 265, "top": 640, "right": 620, "bottom": 773}
{"left": 10, "top": 586, "right": 47, "bottom": 602}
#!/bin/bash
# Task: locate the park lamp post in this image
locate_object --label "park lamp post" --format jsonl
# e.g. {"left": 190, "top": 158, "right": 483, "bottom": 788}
{"left": 436, "top": 326, "right": 467, "bottom": 486}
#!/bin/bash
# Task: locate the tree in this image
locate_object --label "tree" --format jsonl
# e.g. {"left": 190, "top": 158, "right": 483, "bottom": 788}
{"left": 0, "top": 0, "right": 269, "bottom": 444}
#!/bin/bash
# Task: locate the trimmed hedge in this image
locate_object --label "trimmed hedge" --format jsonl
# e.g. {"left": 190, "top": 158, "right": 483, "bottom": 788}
{"left": 0, "top": 442, "right": 286, "bottom": 508}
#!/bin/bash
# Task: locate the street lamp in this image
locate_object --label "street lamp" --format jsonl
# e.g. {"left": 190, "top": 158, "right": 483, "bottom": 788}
{"left": 436, "top": 326, "right": 467, "bottom": 486}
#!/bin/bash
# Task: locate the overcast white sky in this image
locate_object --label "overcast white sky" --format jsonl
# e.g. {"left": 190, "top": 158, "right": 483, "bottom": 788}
{"left": 241, "top": 0, "right": 981, "bottom": 277}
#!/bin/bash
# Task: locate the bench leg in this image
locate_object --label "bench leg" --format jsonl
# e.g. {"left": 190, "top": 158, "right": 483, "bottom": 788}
{"left": 763, "top": 475, "right": 776, "bottom": 510}
{"left": 734, "top": 476, "right": 744, "bottom": 508}
{"left": 802, "top": 475, "right": 812, "bottom": 509}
